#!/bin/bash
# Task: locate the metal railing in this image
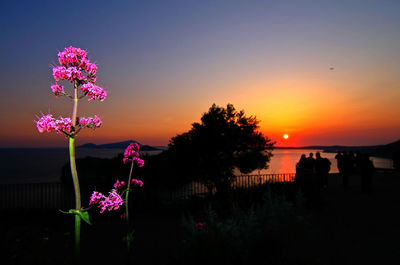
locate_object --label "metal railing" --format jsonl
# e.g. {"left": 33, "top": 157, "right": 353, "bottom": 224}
{"left": 0, "top": 182, "right": 74, "bottom": 210}
{"left": 0, "top": 173, "right": 295, "bottom": 210}
{"left": 168, "top": 173, "right": 296, "bottom": 201}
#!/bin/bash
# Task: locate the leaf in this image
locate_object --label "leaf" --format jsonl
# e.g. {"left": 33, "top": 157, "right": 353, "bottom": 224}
{"left": 58, "top": 209, "right": 75, "bottom": 215}
{"left": 58, "top": 209, "right": 92, "bottom": 225}
{"left": 77, "top": 211, "right": 92, "bottom": 225}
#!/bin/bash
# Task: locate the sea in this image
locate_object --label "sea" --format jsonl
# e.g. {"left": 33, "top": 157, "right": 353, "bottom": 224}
{"left": 0, "top": 148, "right": 394, "bottom": 184}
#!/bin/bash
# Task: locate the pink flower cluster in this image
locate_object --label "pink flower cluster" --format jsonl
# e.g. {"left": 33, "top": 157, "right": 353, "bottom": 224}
{"left": 36, "top": 114, "right": 72, "bottom": 134}
{"left": 51, "top": 83, "right": 65, "bottom": 97}
{"left": 196, "top": 222, "right": 204, "bottom": 231}
{"left": 113, "top": 180, "right": 125, "bottom": 189}
{"left": 123, "top": 143, "right": 145, "bottom": 167}
{"left": 53, "top": 66, "right": 85, "bottom": 82}
{"left": 50, "top": 46, "right": 106, "bottom": 102}
{"left": 36, "top": 114, "right": 102, "bottom": 135}
{"left": 89, "top": 178, "right": 143, "bottom": 214}
{"left": 77, "top": 115, "right": 102, "bottom": 129}
{"left": 131, "top": 178, "right": 144, "bottom": 187}
{"left": 113, "top": 178, "right": 143, "bottom": 189}
{"left": 80, "top": 83, "right": 107, "bottom": 101}
{"left": 89, "top": 189, "right": 124, "bottom": 214}
{"left": 58, "top": 46, "right": 87, "bottom": 66}
{"left": 57, "top": 46, "right": 97, "bottom": 76}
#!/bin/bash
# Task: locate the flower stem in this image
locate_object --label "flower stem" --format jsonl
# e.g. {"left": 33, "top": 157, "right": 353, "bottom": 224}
{"left": 69, "top": 137, "right": 81, "bottom": 257}
{"left": 70, "top": 84, "right": 81, "bottom": 257}
{"left": 125, "top": 161, "right": 134, "bottom": 250}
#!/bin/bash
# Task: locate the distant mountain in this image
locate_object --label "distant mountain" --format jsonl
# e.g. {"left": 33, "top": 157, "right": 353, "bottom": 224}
{"left": 373, "top": 140, "right": 400, "bottom": 158}
{"left": 78, "top": 140, "right": 163, "bottom": 151}
{"left": 276, "top": 140, "right": 400, "bottom": 159}
{"left": 275, "top": 145, "right": 381, "bottom": 151}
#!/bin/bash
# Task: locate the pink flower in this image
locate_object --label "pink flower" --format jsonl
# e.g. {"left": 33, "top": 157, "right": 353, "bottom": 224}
{"left": 53, "top": 66, "right": 68, "bottom": 81}
{"left": 123, "top": 143, "right": 145, "bottom": 166}
{"left": 113, "top": 180, "right": 125, "bottom": 189}
{"left": 51, "top": 83, "right": 65, "bottom": 97}
{"left": 97, "top": 189, "right": 124, "bottom": 213}
{"left": 66, "top": 67, "right": 85, "bottom": 81}
{"left": 196, "top": 222, "right": 204, "bottom": 230}
{"left": 84, "top": 62, "right": 98, "bottom": 76}
{"left": 54, "top": 117, "right": 72, "bottom": 134}
{"left": 77, "top": 115, "right": 102, "bottom": 130}
{"left": 58, "top": 46, "right": 87, "bottom": 66}
{"left": 89, "top": 191, "right": 105, "bottom": 205}
{"left": 36, "top": 114, "right": 56, "bottom": 133}
{"left": 131, "top": 178, "right": 144, "bottom": 187}
{"left": 80, "top": 83, "right": 107, "bottom": 101}
{"left": 89, "top": 188, "right": 125, "bottom": 213}
{"left": 36, "top": 114, "right": 73, "bottom": 134}
{"left": 77, "top": 115, "right": 103, "bottom": 130}
{"left": 124, "top": 143, "right": 140, "bottom": 157}
{"left": 92, "top": 115, "right": 102, "bottom": 127}
{"left": 133, "top": 157, "right": 145, "bottom": 167}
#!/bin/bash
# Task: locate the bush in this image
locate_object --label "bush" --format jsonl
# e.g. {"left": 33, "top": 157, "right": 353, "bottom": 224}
{"left": 181, "top": 189, "right": 308, "bottom": 265}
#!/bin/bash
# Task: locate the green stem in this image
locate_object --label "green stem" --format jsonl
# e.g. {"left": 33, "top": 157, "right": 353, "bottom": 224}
{"left": 125, "top": 161, "right": 134, "bottom": 250}
{"left": 69, "top": 137, "right": 81, "bottom": 257}
{"left": 70, "top": 84, "right": 81, "bottom": 258}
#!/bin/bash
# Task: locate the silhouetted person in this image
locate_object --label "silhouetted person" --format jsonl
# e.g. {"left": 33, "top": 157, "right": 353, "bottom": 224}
{"left": 296, "top": 154, "right": 307, "bottom": 174}
{"left": 315, "top": 152, "right": 331, "bottom": 189}
{"left": 296, "top": 154, "right": 307, "bottom": 186}
{"left": 359, "top": 154, "right": 374, "bottom": 194}
{"left": 304, "top": 152, "right": 316, "bottom": 173}
{"left": 341, "top": 151, "right": 355, "bottom": 188}
{"left": 299, "top": 153, "right": 321, "bottom": 202}
{"left": 296, "top": 154, "right": 314, "bottom": 198}
{"left": 335, "top": 152, "right": 344, "bottom": 175}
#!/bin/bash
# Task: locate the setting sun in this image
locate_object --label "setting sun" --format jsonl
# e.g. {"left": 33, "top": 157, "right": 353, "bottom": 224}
{"left": 283, "top": 134, "right": 289, "bottom": 140}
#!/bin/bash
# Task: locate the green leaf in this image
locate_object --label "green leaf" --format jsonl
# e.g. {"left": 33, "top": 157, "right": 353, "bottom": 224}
{"left": 58, "top": 209, "right": 92, "bottom": 225}
{"left": 58, "top": 209, "right": 75, "bottom": 215}
{"left": 77, "top": 211, "right": 92, "bottom": 225}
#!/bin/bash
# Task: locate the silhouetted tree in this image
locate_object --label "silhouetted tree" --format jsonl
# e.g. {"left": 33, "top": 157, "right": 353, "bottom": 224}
{"left": 167, "top": 103, "right": 274, "bottom": 194}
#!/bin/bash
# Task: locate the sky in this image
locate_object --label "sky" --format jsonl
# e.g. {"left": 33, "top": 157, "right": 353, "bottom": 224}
{"left": 1, "top": 0, "right": 399, "bottom": 148}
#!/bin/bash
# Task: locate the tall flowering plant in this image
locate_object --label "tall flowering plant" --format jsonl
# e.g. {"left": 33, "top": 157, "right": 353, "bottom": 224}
{"left": 36, "top": 46, "right": 107, "bottom": 256}
{"left": 88, "top": 142, "right": 144, "bottom": 250}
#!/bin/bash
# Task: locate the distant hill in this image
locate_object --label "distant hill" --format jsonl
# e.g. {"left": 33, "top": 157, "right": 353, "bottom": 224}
{"left": 275, "top": 145, "right": 382, "bottom": 151}
{"left": 276, "top": 140, "right": 400, "bottom": 159}
{"left": 78, "top": 140, "right": 164, "bottom": 151}
{"left": 373, "top": 140, "right": 400, "bottom": 158}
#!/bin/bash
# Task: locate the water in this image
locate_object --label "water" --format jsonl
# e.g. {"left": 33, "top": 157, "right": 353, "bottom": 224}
{"left": 0, "top": 148, "right": 393, "bottom": 184}
{"left": 0, "top": 148, "right": 161, "bottom": 184}
{"left": 244, "top": 149, "right": 393, "bottom": 175}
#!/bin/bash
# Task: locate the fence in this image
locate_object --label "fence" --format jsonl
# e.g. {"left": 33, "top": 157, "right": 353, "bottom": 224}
{"left": 168, "top": 173, "right": 296, "bottom": 202}
{"left": 0, "top": 182, "right": 74, "bottom": 210}
{"left": 0, "top": 174, "right": 296, "bottom": 210}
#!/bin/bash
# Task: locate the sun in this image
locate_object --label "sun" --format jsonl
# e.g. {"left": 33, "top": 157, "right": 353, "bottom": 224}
{"left": 283, "top": 133, "right": 289, "bottom": 140}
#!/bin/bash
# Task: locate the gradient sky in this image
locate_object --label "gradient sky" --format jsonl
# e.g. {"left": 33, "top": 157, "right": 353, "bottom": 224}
{"left": 1, "top": 0, "right": 399, "bottom": 148}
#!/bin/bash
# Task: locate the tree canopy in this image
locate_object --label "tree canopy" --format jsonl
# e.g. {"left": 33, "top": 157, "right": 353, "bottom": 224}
{"left": 167, "top": 103, "right": 274, "bottom": 193}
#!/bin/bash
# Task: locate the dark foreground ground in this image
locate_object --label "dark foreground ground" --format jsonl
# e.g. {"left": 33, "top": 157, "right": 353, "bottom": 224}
{"left": 2, "top": 169, "right": 400, "bottom": 265}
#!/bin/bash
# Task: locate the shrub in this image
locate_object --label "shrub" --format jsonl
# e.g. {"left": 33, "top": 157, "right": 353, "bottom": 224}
{"left": 181, "top": 189, "right": 308, "bottom": 265}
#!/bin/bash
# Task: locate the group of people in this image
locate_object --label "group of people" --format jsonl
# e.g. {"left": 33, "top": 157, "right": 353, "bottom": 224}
{"left": 296, "top": 152, "right": 331, "bottom": 191}
{"left": 295, "top": 151, "right": 375, "bottom": 197}
{"left": 335, "top": 151, "right": 374, "bottom": 193}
